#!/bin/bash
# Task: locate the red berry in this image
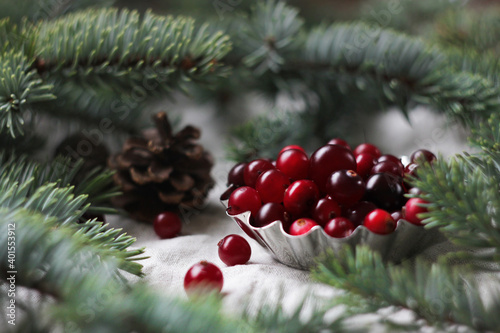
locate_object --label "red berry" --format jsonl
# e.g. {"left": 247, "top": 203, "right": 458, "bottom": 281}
{"left": 283, "top": 180, "right": 319, "bottom": 217}
{"left": 344, "top": 201, "right": 377, "bottom": 227}
{"left": 311, "top": 197, "right": 341, "bottom": 227}
{"left": 184, "top": 261, "right": 223, "bottom": 294}
{"left": 403, "top": 163, "right": 420, "bottom": 190}
{"left": 153, "top": 211, "right": 182, "bottom": 239}
{"left": 356, "top": 153, "right": 377, "bottom": 179}
{"left": 378, "top": 154, "right": 404, "bottom": 171}
{"left": 227, "top": 162, "right": 247, "bottom": 186}
{"left": 254, "top": 202, "right": 288, "bottom": 228}
{"left": 370, "top": 160, "right": 403, "bottom": 178}
{"left": 410, "top": 149, "right": 436, "bottom": 164}
{"left": 243, "top": 159, "right": 274, "bottom": 188}
{"left": 255, "top": 169, "right": 290, "bottom": 203}
{"left": 404, "top": 198, "right": 429, "bottom": 226}
{"left": 309, "top": 145, "right": 356, "bottom": 193}
{"left": 217, "top": 234, "right": 251, "bottom": 266}
{"left": 289, "top": 218, "right": 318, "bottom": 235}
{"left": 327, "top": 138, "right": 351, "bottom": 150}
{"left": 326, "top": 170, "right": 365, "bottom": 206}
{"left": 227, "top": 186, "right": 262, "bottom": 216}
{"left": 365, "top": 173, "right": 404, "bottom": 212}
{"left": 324, "top": 217, "right": 355, "bottom": 238}
{"left": 363, "top": 209, "right": 396, "bottom": 235}
{"left": 279, "top": 145, "right": 305, "bottom": 155}
{"left": 353, "top": 143, "right": 382, "bottom": 158}
{"left": 276, "top": 149, "right": 309, "bottom": 180}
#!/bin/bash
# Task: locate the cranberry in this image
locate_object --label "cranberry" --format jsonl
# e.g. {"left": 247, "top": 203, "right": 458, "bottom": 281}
{"left": 324, "top": 217, "right": 355, "bottom": 238}
{"left": 289, "top": 218, "right": 318, "bottom": 235}
{"left": 276, "top": 149, "right": 309, "bottom": 180}
{"left": 344, "top": 201, "right": 377, "bottom": 227}
{"left": 184, "top": 261, "right": 223, "bottom": 294}
{"left": 378, "top": 154, "right": 404, "bottom": 171}
{"left": 283, "top": 180, "right": 319, "bottom": 217}
{"left": 227, "top": 162, "right": 247, "bottom": 186}
{"left": 279, "top": 145, "right": 306, "bottom": 155}
{"left": 410, "top": 149, "right": 436, "bottom": 164}
{"left": 254, "top": 202, "right": 288, "bottom": 228}
{"left": 309, "top": 145, "right": 356, "bottom": 193}
{"left": 311, "top": 197, "right": 341, "bottom": 227}
{"left": 255, "top": 169, "right": 290, "bottom": 203}
{"left": 356, "top": 153, "right": 377, "bottom": 179}
{"left": 404, "top": 198, "right": 429, "bottom": 226}
{"left": 403, "top": 163, "right": 420, "bottom": 189}
{"left": 363, "top": 209, "right": 396, "bottom": 235}
{"left": 365, "top": 173, "right": 404, "bottom": 212}
{"left": 153, "top": 211, "right": 182, "bottom": 239}
{"left": 353, "top": 143, "right": 382, "bottom": 158}
{"left": 217, "top": 234, "right": 251, "bottom": 266}
{"left": 326, "top": 170, "right": 365, "bottom": 206}
{"left": 227, "top": 186, "right": 262, "bottom": 216}
{"left": 370, "top": 160, "right": 403, "bottom": 178}
{"left": 327, "top": 138, "right": 351, "bottom": 150}
{"left": 243, "top": 159, "right": 274, "bottom": 188}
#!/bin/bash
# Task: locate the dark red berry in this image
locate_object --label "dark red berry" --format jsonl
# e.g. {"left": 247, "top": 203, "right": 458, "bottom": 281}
{"left": 404, "top": 198, "right": 429, "bottom": 226}
{"left": 289, "top": 218, "right": 318, "bottom": 235}
{"left": 255, "top": 169, "right": 290, "bottom": 203}
{"left": 217, "top": 234, "right": 251, "bottom": 266}
{"left": 184, "top": 261, "right": 224, "bottom": 294}
{"left": 311, "top": 197, "right": 341, "bottom": 227}
{"left": 228, "top": 186, "right": 262, "bottom": 216}
{"left": 326, "top": 170, "right": 365, "bottom": 206}
{"left": 153, "top": 211, "right": 182, "bottom": 239}
{"left": 356, "top": 153, "right": 377, "bottom": 179}
{"left": 276, "top": 149, "right": 309, "bottom": 181}
{"left": 254, "top": 202, "right": 288, "bottom": 228}
{"left": 243, "top": 159, "right": 274, "bottom": 188}
{"left": 283, "top": 180, "right": 320, "bottom": 217}
{"left": 370, "top": 160, "right": 403, "bottom": 178}
{"left": 403, "top": 163, "right": 420, "bottom": 189}
{"left": 279, "top": 145, "right": 305, "bottom": 155}
{"left": 227, "top": 162, "right": 247, "bottom": 186}
{"left": 363, "top": 209, "right": 396, "bottom": 235}
{"left": 378, "top": 154, "right": 404, "bottom": 171}
{"left": 328, "top": 138, "right": 351, "bottom": 150}
{"left": 353, "top": 143, "right": 382, "bottom": 158}
{"left": 309, "top": 145, "right": 356, "bottom": 193}
{"left": 365, "top": 173, "right": 404, "bottom": 212}
{"left": 410, "top": 149, "right": 436, "bottom": 164}
{"left": 344, "top": 201, "right": 377, "bottom": 227}
{"left": 324, "top": 217, "right": 355, "bottom": 238}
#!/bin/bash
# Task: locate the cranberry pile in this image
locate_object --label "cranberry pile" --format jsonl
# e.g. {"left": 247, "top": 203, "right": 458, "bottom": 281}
{"left": 225, "top": 139, "right": 434, "bottom": 237}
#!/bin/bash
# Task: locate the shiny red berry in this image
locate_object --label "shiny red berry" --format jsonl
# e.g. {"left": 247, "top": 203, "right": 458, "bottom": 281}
{"left": 353, "top": 143, "right": 382, "bottom": 158}
{"left": 344, "top": 201, "right": 377, "bottom": 227}
{"left": 153, "top": 211, "right": 182, "bottom": 239}
{"left": 283, "top": 180, "right": 319, "bottom": 216}
{"left": 255, "top": 169, "right": 290, "bottom": 203}
{"left": 254, "top": 202, "right": 288, "bottom": 228}
{"left": 276, "top": 149, "right": 309, "bottom": 181}
{"left": 378, "top": 154, "right": 404, "bottom": 171}
{"left": 410, "top": 149, "right": 436, "bottom": 164}
{"left": 218, "top": 234, "right": 251, "bottom": 266}
{"left": 227, "top": 162, "right": 247, "bottom": 186}
{"left": 356, "top": 153, "right": 377, "bottom": 179}
{"left": 311, "top": 197, "right": 341, "bottom": 227}
{"left": 370, "top": 160, "right": 403, "bottom": 178}
{"left": 289, "top": 218, "right": 318, "bottom": 235}
{"left": 184, "top": 261, "right": 223, "bottom": 294}
{"left": 363, "top": 209, "right": 396, "bottom": 235}
{"left": 324, "top": 217, "right": 356, "bottom": 238}
{"left": 279, "top": 145, "right": 305, "bottom": 155}
{"left": 326, "top": 170, "right": 365, "bottom": 206}
{"left": 228, "top": 186, "right": 262, "bottom": 216}
{"left": 244, "top": 159, "right": 274, "bottom": 188}
{"left": 327, "top": 138, "right": 351, "bottom": 150}
{"left": 404, "top": 198, "right": 429, "bottom": 226}
{"left": 365, "top": 173, "right": 404, "bottom": 212}
{"left": 309, "top": 145, "right": 356, "bottom": 193}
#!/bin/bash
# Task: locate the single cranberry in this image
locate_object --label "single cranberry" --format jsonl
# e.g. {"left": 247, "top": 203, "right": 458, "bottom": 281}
{"left": 344, "top": 201, "right": 377, "bottom": 227}
{"left": 227, "top": 162, "right": 247, "bottom": 186}
{"left": 364, "top": 173, "right": 404, "bottom": 212}
{"left": 153, "top": 211, "right": 182, "bottom": 239}
{"left": 378, "top": 154, "right": 404, "bottom": 171}
{"left": 370, "top": 160, "right": 403, "bottom": 178}
{"left": 311, "top": 197, "right": 342, "bottom": 227}
{"left": 363, "top": 209, "right": 396, "bottom": 235}
{"left": 328, "top": 138, "right": 351, "bottom": 150}
{"left": 356, "top": 153, "right": 378, "bottom": 179}
{"left": 184, "top": 261, "right": 224, "bottom": 294}
{"left": 243, "top": 159, "right": 274, "bottom": 188}
{"left": 403, "top": 163, "right": 420, "bottom": 189}
{"left": 227, "top": 186, "right": 262, "bottom": 217}
{"left": 391, "top": 210, "right": 403, "bottom": 223}
{"left": 289, "top": 218, "right": 318, "bottom": 235}
{"left": 309, "top": 145, "right": 356, "bottom": 193}
{"left": 404, "top": 198, "right": 429, "bottom": 226}
{"left": 353, "top": 143, "right": 382, "bottom": 158}
{"left": 276, "top": 149, "right": 309, "bottom": 181}
{"left": 255, "top": 169, "right": 290, "bottom": 203}
{"left": 326, "top": 170, "right": 366, "bottom": 206}
{"left": 324, "top": 217, "right": 356, "bottom": 238}
{"left": 254, "top": 202, "right": 288, "bottom": 228}
{"left": 217, "top": 234, "right": 251, "bottom": 266}
{"left": 279, "top": 145, "right": 306, "bottom": 155}
{"left": 283, "top": 180, "right": 320, "bottom": 217}
{"left": 410, "top": 149, "right": 436, "bottom": 164}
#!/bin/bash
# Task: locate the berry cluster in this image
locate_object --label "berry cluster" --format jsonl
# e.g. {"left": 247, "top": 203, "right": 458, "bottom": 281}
{"left": 225, "top": 140, "right": 434, "bottom": 237}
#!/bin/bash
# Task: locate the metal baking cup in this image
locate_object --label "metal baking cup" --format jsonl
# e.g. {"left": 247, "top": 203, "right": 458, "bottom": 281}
{"left": 221, "top": 198, "right": 445, "bottom": 270}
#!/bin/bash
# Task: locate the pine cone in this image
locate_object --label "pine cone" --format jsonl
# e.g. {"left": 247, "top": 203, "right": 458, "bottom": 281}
{"left": 108, "top": 112, "right": 215, "bottom": 223}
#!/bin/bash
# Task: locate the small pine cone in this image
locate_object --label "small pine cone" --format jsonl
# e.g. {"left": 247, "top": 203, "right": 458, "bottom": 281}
{"left": 108, "top": 112, "right": 215, "bottom": 223}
